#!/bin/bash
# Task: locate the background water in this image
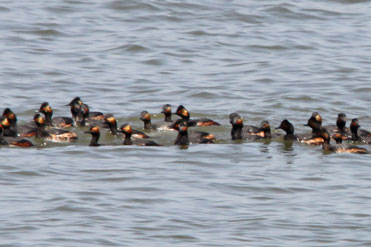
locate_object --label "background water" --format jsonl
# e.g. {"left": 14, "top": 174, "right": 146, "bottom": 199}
{"left": 1, "top": 0, "right": 371, "bottom": 246}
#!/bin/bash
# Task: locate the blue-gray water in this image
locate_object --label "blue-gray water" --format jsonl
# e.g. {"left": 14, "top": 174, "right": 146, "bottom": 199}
{"left": 1, "top": 0, "right": 370, "bottom": 246}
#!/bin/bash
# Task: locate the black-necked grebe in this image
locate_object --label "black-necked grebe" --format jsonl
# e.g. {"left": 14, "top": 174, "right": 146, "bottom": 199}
{"left": 350, "top": 118, "right": 371, "bottom": 144}
{"left": 0, "top": 119, "right": 34, "bottom": 147}
{"left": 276, "top": 119, "right": 299, "bottom": 141}
{"left": 104, "top": 114, "right": 119, "bottom": 135}
{"left": 229, "top": 113, "right": 244, "bottom": 140}
{"left": 302, "top": 112, "right": 325, "bottom": 145}
{"left": 175, "top": 120, "right": 190, "bottom": 145}
{"left": 2, "top": 108, "right": 17, "bottom": 128}
{"left": 33, "top": 113, "right": 78, "bottom": 142}
{"left": 254, "top": 121, "right": 272, "bottom": 139}
{"left": 2, "top": 108, "right": 35, "bottom": 137}
{"left": 66, "top": 97, "right": 83, "bottom": 124}
{"left": 321, "top": 113, "right": 350, "bottom": 137}
{"left": 335, "top": 113, "right": 349, "bottom": 134}
{"left": 229, "top": 113, "right": 260, "bottom": 136}
{"left": 304, "top": 112, "right": 322, "bottom": 136}
{"left": 175, "top": 105, "right": 220, "bottom": 127}
{"left": 325, "top": 113, "right": 350, "bottom": 142}
{"left": 39, "top": 102, "right": 73, "bottom": 128}
{"left": 157, "top": 104, "right": 178, "bottom": 130}
{"left": 319, "top": 128, "right": 367, "bottom": 154}
{"left": 161, "top": 104, "right": 173, "bottom": 123}
{"left": 84, "top": 126, "right": 100, "bottom": 146}
{"left": 104, "top": 114, "right": 149, "bottom": 138}
{"left": 67, "top": 97, "right": 104, "bottom": 123}
{"left": 229, "top": 113, "right": 274, "bottom": 140}
{"left": 120, "top": 123, "right": 160, "bottom": 146}
{"left": 173, "top": 119, "right": 215, "bottom": 144}
{"left": 75, "top": 103, "right": 105, "bottom": 127}
{"left": 0, "top": 113, "right": 17, "bottom": 137}
{"left": 140, "top": 111, "right": 158, "bottom": 130}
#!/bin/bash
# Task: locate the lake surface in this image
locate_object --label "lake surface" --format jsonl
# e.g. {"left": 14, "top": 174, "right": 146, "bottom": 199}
{"left": 1, "top": 0, "right": 370, "bottom": 246}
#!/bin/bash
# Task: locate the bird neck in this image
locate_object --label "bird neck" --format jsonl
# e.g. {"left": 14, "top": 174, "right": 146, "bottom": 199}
{"left": 175, "top": 131, "right": 189, "bottom": 145}
{"left": 123, "top": 133, "right": 132, "bottom": 145}
{"left": 231, "top": 124, "right": 242, "bottom": 140}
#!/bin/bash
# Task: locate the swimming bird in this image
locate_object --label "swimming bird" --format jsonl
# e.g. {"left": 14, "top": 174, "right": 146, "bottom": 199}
{"left": 38, "top": 102, "right": 73, "bottom": 128}
{"left": 161, "top": 104, "right": 173, "bottom": 123}
{"left": 229, "top": 113, "right": 244, "bottom": 140}
{"left": 302, "top": 112, "right": 325, "bottom": 145}
{"left": 319, "top": 128, "right": 367, "bottom": 154}
{"left": 0, "top": 119, "right": 34, "bottom": 147}
{"left": 140, "top": 111, "right": 158, "bottom": 130}
{"left": 66, "top": 97, "right": 83, "bottom": 124}
{"left": 350, "top": 118, "right": 371, "bottom": 144}
{"left": 173, "top": 119, "right": 215, "bottom": 144}
{"left": 67, "top": 97, "right": 104, "bottom": 124}
{"left": 2, "top": 108, "right": 35, "bottom": 137}
{"left": 175, "top": 105, "right": 220, "bottom": 127}
{"left": 120, "top": 123, "right": 160, "bottom": 146}
{"left": 104, "top": 114, "right": 120, "bottom": 135}
{"left": 84, "top": 126, "right": 100, "bottom": 146}
{"left": 104, "top": 114, "right": 149, "bottom": 138}
{"left": 175, "top": 120, "right": 190, "bottom": 145}
{"left": 304, "top": 112, "right": 322, "bottom": 137}
{"left": 33, "top": 113, "right": 78, "bottom": 142}
{"left": 276, "top": 119, "right": 300, "bottom": 141}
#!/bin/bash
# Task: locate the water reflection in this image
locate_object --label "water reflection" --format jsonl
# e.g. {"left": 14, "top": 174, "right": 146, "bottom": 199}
{"left": 177, "top": 144, "right": 189, "bottom": 150}
{"left": 259, "top": 142, "right": 271, "bottom": 154}
{"left": 281, "top": 140, "right": 294, "bottom": 152}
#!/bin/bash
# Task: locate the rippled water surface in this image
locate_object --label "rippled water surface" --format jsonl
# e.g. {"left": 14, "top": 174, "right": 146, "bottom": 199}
{"left": 1, "top": 0, "right": 371, "bottom": 246}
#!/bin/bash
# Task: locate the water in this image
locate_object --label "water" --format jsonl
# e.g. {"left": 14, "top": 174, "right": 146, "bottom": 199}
{"left": 1, "top": 0, "right": 371, "bottom": 246}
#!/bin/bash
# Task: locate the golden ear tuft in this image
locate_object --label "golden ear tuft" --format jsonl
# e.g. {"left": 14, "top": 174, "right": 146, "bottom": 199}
{"left": 123, "top": 124, "right": 132, "bottom": 134}
{"left": 235, "top": 118, "right": 243, "bottom": 125}
{"left": 38, "top": 116, "right": 45, "bottom": 125}
{"left": 182, "top": 109, "right": 189, "bottom": 117}
{"left": 2, "top": 117, "right": 10, "bottom": 127}
{"left": 91, "top": 126, "right": 100, "bottom": 132}
{"left": 106, "top": 117, "right": 116, "bottom": 123}
{"left": 45, "top": 105, "right": 52, "bottom": 113}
